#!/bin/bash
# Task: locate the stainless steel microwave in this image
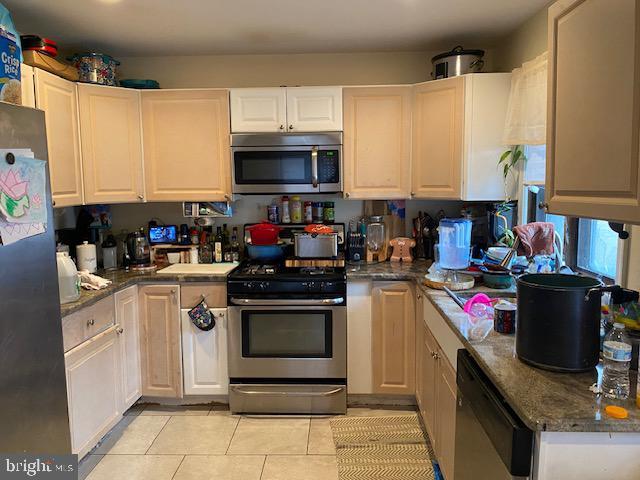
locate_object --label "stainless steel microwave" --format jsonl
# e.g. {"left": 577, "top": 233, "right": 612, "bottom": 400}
{"left": 231, "top": 132, "right": 342, "bottom": 194}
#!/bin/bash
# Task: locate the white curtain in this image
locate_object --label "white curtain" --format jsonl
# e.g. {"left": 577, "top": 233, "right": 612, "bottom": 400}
{"left": 502, "top": 52, "right": 548, "bottom": 146}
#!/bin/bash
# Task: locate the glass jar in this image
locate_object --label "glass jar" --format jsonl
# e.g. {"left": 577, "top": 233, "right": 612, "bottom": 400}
{"left": 323, "top": 201, "right": 335, "bottom": 222}
{"left": 366, "top": 216, "right": 385, "bottom": 256}
{"left": 304, "top": 201, "right": 313, "bottom": 223}
{"left": 290, "top": 196, "right": 302, "bottom": 223}
{"left": 312, "top": 202, "right": 324, "bottom": 223}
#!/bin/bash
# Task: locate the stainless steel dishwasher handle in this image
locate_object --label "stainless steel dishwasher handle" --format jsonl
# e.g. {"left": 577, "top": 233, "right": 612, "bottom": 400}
{"left": 229, "top": 297, "right": 344, "bottom": 306}
{"left": 231, "top": 386, "right": 343, "bottom": 397}
{"left": 311, "top": 146, "right": 319, "bottom": 188}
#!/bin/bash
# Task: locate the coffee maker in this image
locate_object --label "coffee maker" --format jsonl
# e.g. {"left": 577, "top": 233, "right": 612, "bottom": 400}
{"left": 126, "top": 228, "right": 152, "bottom": 270}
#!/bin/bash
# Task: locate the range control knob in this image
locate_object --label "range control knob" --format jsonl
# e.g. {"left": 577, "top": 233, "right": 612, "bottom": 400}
{"left": 258, "top": 282, "right": 268, "bottom": 290}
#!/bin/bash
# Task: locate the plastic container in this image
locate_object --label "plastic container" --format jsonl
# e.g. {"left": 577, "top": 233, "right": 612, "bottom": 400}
{"left": 438, "top": 218, "right": 472, "bottom": 270}
{"left": 56, "top": 252, "right": 80, "bottom": 304}
{"left": 601, "top": 322, "right": 632, "bottom": 399}
{"left": 290, "top": 196, "right": 302, "bottom": 223}
{"left": 281, "top": 196, "right": 291, "bottom": 224}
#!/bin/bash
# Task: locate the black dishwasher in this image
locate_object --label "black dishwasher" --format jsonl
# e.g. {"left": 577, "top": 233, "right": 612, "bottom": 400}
{"left": 454, "top": 350, "right": 533, "bottom": 480}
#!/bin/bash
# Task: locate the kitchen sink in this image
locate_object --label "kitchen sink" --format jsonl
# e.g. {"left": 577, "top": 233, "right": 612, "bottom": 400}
{"left": 156, "top": 263, "right": 239, "bottom": 275}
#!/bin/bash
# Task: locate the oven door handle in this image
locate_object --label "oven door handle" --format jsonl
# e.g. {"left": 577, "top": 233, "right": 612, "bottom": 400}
{"left": 229, "top": 297, "right": 344, "bottom": 306}
{"left": 230, "top": 386, "right": 344, "bottom": 397}
{"left": 311, "top": 146, "right": 319, "bottom": 188}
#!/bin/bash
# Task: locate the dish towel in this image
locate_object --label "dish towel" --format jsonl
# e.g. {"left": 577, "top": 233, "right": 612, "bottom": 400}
{"left": 513, "top": 222, "right": 555, "bottom": 257}
{"left": 78, "top": 270, "right": 112, "bottom": 290}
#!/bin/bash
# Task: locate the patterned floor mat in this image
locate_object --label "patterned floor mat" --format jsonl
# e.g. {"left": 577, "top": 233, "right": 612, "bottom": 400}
{"left": 330, "top": 414, "right": 435, "bottom": 480}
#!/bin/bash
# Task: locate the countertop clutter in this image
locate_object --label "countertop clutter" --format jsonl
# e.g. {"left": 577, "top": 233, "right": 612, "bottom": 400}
{"left": 60, "top": 260, "right": 640, "bottom": 433}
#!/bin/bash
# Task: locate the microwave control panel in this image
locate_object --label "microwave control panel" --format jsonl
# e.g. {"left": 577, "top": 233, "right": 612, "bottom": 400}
{"left": 318, "top": 150, "right": 340, "bottom": 183}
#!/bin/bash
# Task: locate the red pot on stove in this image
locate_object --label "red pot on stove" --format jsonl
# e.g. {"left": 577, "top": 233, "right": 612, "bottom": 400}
{"left": 247, "top": 222, "right": 282, "bottom": 246}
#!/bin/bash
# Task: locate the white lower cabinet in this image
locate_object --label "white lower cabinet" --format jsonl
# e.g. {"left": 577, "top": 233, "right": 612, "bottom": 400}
{"left": 115, "top": 286, "right": 142, "bottom": 411}
{"left": 65, "top": 326, "right": 122, "bottom": 458}
{"left": 181, "top": 308, "right": 229, "bottom": 395}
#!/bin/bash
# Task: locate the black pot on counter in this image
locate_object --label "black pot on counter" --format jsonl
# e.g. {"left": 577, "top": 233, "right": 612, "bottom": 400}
{"left": 516, "top": 274, "right": 618, "bottom": 372}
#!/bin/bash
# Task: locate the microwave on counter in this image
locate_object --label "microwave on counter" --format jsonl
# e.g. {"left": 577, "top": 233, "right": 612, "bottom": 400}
{"left": 231, "top": 132, "right": 342, "bottom": 194}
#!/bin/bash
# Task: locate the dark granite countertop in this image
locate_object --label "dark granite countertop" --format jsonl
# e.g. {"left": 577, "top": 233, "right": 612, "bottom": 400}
{"left": 345, "top": 259, "right": 431, "bottom": 281}
{"left": 60, "top": 260, "right": 640, "bottom": 432}
{"left": 419, "top": 284, "right": 640, "bottom": 433}
{"left": 60, "top": 268, "right": 229, "bottom": 317}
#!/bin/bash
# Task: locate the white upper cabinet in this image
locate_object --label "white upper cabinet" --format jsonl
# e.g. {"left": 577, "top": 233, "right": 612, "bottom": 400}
{"left": 230, "top": 87, "right": 342, "bottom": 133}
{"left": 547, "top": 0, "right": 640, "bottom": 224}
{"left": 230, "top": 88, "right": 287, "bottom": 132}
{"left": 20, "top": 64, "right": 35, "bottom": 108}
{"left": 286, "top": 86, "right": 342, "bottom": 132}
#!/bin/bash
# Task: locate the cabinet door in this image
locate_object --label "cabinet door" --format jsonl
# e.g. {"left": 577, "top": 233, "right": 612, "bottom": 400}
{"left": 547, "top": 0, "right": 640, "bottom": 223}
{"left": 421, "top": 323, "right": 439, "bottom": 447}
{"left": 142, "top": 90, "right": 231, "bottom": 201}
{"left": 115, "top": 286, "right": 141, "bottom": 410}
{"left": 78, "top": 84, "right": 144, "bottom": 204}
{"left": 20, "top": 64, "right": 35, "bottom": 108}
{"left": 371, "top": 281, "right": 415, "bottom": 394}
{"left": 138, "top": 285, "right": 182, "bottom": 398}
{"left": 181, "top": 308, "right": 228, "bottom": 395}
{"left": 65, "top": 326, "right": 122, "bottom": 457}
{"left": 34, "top": 68, "right": 83, "bottom": 206}
{"left": 343, "top": 87, "right": 412, "bottom": 199}
{"left": 230, "top": 88, "right": 287, "bottom": 132}
{"left": 286, "top": 87, "right": 342, "bottom": 132}
{"left": 435, "top": 353, "right": 457, "bottom": 480}
{"left": 412, "top": 77, "right": 464, "bottom": 199}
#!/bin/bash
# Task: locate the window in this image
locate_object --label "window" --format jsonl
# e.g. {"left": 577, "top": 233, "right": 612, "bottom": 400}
{"left": 577, "top": 219, "right": 619, "bottom": 280}
{"left": 519, "top": 145, "right": 620, "bottom": 281}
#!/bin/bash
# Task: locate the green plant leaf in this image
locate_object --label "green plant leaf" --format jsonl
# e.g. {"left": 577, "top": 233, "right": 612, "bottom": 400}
{"left": 499, "top": 149, "right": 512, "bottom": 165}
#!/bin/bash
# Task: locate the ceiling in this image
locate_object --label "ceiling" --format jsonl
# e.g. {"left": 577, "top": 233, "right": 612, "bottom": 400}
{"left": 5, "top": 0, "right": 548, "bottom": 56}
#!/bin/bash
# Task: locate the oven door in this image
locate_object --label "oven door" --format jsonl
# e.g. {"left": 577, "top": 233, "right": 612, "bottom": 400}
{"left": 227, "top": 299, "right": 346, "bottom": 379}
{"left": 231, "top": 145, "right": 341, "bottom": 194}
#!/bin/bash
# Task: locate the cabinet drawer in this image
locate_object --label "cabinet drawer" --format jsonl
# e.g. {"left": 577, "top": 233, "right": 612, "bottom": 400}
{"left": 62, "top": 296, "right": 115, "bottom": 352}
{"left": 180, "top": 283, "right": 226, "bottom": 309}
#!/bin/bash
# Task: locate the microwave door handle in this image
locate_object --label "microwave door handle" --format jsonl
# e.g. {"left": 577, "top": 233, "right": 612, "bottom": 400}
{"left": 311, "top": 146, "right": 319, "bottom": 188}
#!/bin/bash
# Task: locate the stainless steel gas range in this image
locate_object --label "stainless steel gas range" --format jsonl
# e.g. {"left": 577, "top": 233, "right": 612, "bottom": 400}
{"left": 227, "top": 256, "right": 347, "bottom": 414}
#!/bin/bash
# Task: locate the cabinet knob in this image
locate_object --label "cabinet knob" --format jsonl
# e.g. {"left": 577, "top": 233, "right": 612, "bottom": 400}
{"left": 224, "top": 194, "right": 231, "bottom": 201}
{"left": 137, "top": 194, "right": 144, "bottom": 200}
{"left": 87, "top": 318, "right": 95, "bottom": 327}
{"left": 52, "top": 200, "right": 56, "bottom": 207}
{"left": 279, "top": 124, "right": 284, "bottom": 130}
{"left": 411, "top": 192, "right": 416, "bottom": 197}
{"left": 417, "top": 294, "right": 422, "bottom": 300}
{"left": 289, "top": 124, "right": 294, "bottom": 130}
{"left": 345, "top": 192, "right": 350, "bottom": 198}
{"left": 116, "top": 327, "right": 124, "bottom": 335}
{"left": 170, "top": 289, "right": 177, "bottom": 294}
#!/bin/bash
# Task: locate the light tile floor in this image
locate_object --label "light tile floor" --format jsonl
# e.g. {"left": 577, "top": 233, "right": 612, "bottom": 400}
{"left": 81, "top": 404, "right": 416, "bottom": 480}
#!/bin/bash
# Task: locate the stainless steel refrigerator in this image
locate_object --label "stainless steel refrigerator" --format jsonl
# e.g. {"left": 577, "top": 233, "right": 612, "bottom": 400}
{"left": 0, "top": 101, "right": 72, "bottom": 453}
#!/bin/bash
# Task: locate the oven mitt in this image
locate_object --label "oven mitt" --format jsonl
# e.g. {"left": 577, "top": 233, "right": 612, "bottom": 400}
{"left": 188, "top": 298, "right": 215, "bottom": 331}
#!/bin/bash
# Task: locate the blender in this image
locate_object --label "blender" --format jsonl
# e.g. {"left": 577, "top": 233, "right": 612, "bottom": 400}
{"left": 436, "top": 218, "right": 472, "bottom": 283}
